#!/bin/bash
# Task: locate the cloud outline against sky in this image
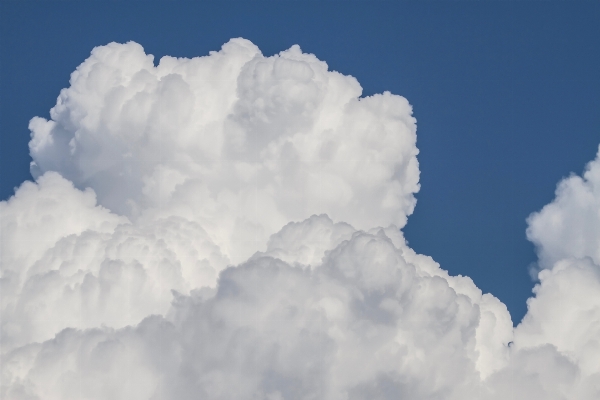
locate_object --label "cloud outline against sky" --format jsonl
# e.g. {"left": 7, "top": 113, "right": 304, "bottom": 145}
{"left": 1, "top": 39, "right": 599, "bottom": 400}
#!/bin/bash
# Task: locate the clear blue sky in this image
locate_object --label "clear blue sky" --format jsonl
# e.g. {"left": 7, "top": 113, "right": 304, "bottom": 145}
{"left": 1, "top": 1, "right": 599, "bottom": 324}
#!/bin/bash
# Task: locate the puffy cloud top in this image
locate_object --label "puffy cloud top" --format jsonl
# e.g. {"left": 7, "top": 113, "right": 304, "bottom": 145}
{"left": 29, "top": 39, "right": 419, "bottom": 263}
{"left": 1, "top": 39, "right": 599, "bottom": 399}
{"left": 527, "top": 146, "right": 600, "bottom": 269}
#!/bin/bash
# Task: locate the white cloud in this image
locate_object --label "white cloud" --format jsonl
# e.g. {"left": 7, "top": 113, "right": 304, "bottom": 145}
{"left": 527, "top": 146, "right": 600, "bottom": 269}
{"left": 1, "top": 39, "right": 599, "bottom": 399}
{"left": 28, "top": 38, "right": 419, "bottom": 264}
{"left": 1, "top": 172, "right": 229, "bottom": 353}
{"left": 1, "top": 225, "right": 513, "bottom": 400}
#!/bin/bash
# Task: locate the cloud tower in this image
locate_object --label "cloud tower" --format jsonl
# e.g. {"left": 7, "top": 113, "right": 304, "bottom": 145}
{"left": 1, "top": 39, "right": 599, "bottom": 400}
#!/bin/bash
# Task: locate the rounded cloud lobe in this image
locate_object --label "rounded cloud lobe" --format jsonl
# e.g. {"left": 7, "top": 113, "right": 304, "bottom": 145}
{"left": 1, "top": 39, "right": 599, "bottom": 399}
{"left": 28, "top": 39, "right": 419, "bottom": 264}
{"left": 527, "top": 147, "right": 600, "bottom": 269}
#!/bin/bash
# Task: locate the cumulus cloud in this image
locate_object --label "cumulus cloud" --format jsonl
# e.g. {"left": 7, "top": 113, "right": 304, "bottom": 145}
{"left": 2, "top": 222, "right": 512, "bottom": 400}
{"left": 527, "top": 146, "right": 600, "bottom": 269}
{"left": 1, "top": 39, "right": 599, "bottom": 399}
{"left": 509, "top": 148, "right": 600, "bottom": 399}
{"left": 28, "top": 39, "right": 419, "bottom": 264}
{"left": 1, "top": 174, "right": 229, "bottom": 351}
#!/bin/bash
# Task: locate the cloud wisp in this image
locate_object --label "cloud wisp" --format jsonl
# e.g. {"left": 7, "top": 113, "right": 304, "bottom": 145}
{"left": 1, "top": 39, "right": 599, "bottom": 399}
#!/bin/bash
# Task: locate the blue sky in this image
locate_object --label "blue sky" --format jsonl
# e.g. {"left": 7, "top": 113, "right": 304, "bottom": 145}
{"left": 1, "top": 1, "right": 599, "bottom": 324}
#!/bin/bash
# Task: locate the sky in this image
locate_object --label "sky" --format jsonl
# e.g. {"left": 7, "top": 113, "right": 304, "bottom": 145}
{"left": 1, "top": 2, "right": 600, "bottom": 399}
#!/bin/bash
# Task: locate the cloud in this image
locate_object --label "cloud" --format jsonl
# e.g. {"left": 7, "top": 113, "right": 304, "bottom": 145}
{"left": 28, "top": 39, "right": 419, "bottom": 264}
{"left": 2, "top": 221, "right": 512, "bottom": 400}
{"left": 1, "top": 172, "right": 229, "bottom": 353}
{"left": 507, "top": 149, "right": 600, "bottom": 398}
{"left": 527, "top": 146, "right": 600, "bottom": 269}
{"left": 1, "top": 39, "right": 599, "bottom": 399}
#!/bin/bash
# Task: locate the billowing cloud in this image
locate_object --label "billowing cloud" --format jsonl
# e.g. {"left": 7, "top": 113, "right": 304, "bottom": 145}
{"left": 28, "top": 39, "right": 419, "bottom": 264}
{"left": 1, "top": 39, "right": 599, "bottom": 399}
{"left": 2, "top": 217, "right": 512, "bottom": 400}
{"left": 510, "top": 149, "right": 600, "bottom": 398}
{"left": 1, "top": 172, "right": 229, "bottom": 351}
{"left": 527, "top": 147, "right": 600, "bottom": 269}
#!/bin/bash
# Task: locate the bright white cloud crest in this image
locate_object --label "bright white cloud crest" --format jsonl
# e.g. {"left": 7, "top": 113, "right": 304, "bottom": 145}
{"left": 28, "top": 39, "right": 419, "bottom": 264}
{"left": 1, "top": 39, "right": 599, "bottom": 399}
